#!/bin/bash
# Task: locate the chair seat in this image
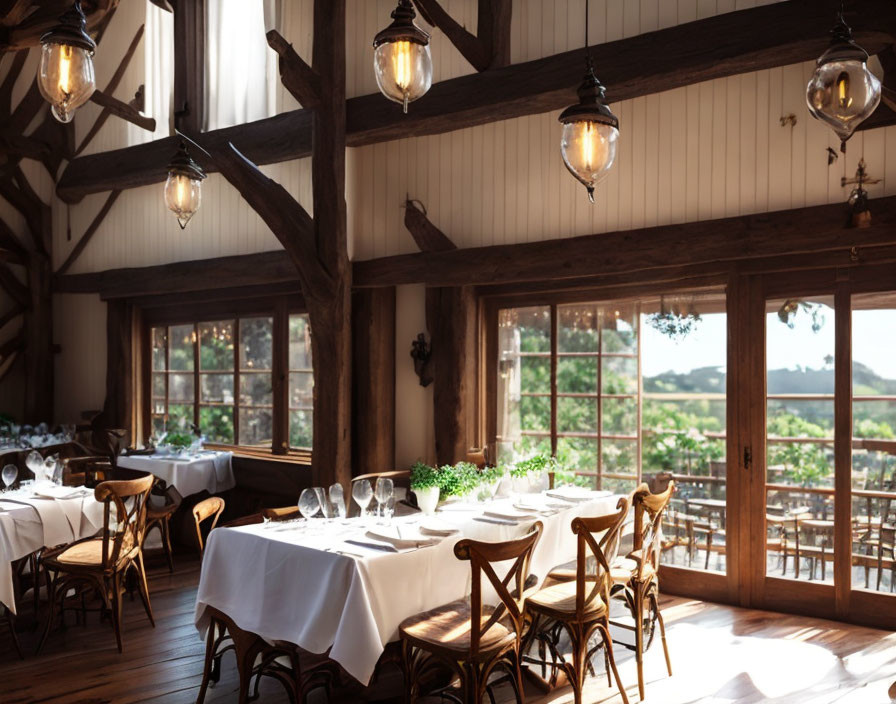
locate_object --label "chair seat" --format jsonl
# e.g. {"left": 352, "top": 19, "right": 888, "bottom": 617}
{"left": 44, "top": 538, "right": 111, "bottom": 568}
{"left": 527, "top": 580, "right": 607, "bottom": 621}
{"left": 610, "top": 557, "right": 655, "bottom": 584}
{"left": 147, "top": 503, "right": 178, "bottom": 520}
{"left": 399, "top": 599, "right": 515, "bottom": 658}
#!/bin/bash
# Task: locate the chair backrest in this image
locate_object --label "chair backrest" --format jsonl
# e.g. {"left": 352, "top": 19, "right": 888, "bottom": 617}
{"left": 62, "top": 455, "right": 113, "bottom": 487}
{"left": 95, "top": 473, "right": 154, "bottom": 569}
{"left": 632, "top": 480, "right": 676, "bottom": 580}
{"left": 351, "top": 470, "right": 410, "bottom": 488}
{"left": 193, "top": 496, "right": 226, "bottom": 551}
{"left": 453, "top": 521, "right": 543, "bottom": 658}
{"left": 571, "top": 496, "right": 631, "bottom": 622}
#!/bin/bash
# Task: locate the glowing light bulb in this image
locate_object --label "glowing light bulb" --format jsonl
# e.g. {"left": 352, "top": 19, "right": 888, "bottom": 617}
{"left": 373, "top": 1, "right": 432, "bottom": 113}
{"left": 58, "top": 44, "right": 72, "bottom": 94}
{"left": 37, "top": 2, "right": 96, "bottom": 123}
{"left": 837, "top": 72, "right": 852, "bottom": 110}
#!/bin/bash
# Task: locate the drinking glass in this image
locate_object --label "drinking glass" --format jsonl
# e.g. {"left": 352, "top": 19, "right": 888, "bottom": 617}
{"left": 314, "top": 487, "right": 334, "bottom": 521}
{"left": 25, "top": 450, "right": 43, "bottom": 481}
{"left": 352, "top": 479, "right": 373, "bottom": 518}
{"left": 298, "top": 488, "right": 320, "bottom": 521}
{"left": 383, "top": 496, "right": 396, "bottom": 525}
{"left": 374, "top": 477, "right": 394, "bottom": 521}
{"left": 1, "top": 465, "right": 17, "bottom": 490}
{"left": 329, "top": 483, "right": 346, "bottom": 519}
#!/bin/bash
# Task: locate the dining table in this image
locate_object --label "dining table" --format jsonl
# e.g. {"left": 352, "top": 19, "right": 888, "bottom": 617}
{"left": 0, "top": 482, "right": 104, "bottom": 614}
{"left": 194, "top": 488, "right": 622, "bottom": 686}
{"left": 118, "top": 451, "right": 235, "bottom": 497}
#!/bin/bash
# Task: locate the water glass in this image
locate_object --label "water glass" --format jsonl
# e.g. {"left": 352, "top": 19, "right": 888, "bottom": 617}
{"left": 329, "top": 483, "right": 346, "bottom": 519}
{"left": 1, "top": 464, "right": 17, "bottom": 490}
{"left": 374, "top": 478, "right": 394, "bottom": 521}
{"left": 314, "top": 487, "right": 334, "bottom": 521}
{"left": 352, "top": 479, "right": 373, "bottom": 518}
{"left": 298, "top": 488, "right": 320, "bottom": 521}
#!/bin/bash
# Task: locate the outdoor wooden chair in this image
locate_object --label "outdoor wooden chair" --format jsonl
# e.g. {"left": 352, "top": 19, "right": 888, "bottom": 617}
{"left": 193, "top": 496, "right": 225, "bottom": 556}
{"left": 400, "top": 522, "right": 543, "bottom": 703}
{"left": 38, "top": 472, "right": 155, "bottom": 653}
{"left": 143, "top": 480, "right": 183, "bottom": 572}
{"left": 525, "top": 498, "right": 631, "bottom": 704}
{"left": 611, "top": 481, "right": 675, "bottom": 701}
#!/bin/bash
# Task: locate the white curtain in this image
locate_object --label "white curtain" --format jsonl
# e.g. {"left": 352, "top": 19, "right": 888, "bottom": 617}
{"left": 205, "top": 0, "right": 279, "bottom": 131}
{"left": 139, "top": 0, "right": 174, "bottom": 141}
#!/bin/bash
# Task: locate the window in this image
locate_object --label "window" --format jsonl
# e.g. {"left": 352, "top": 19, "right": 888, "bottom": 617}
{"left": 150, "top": 311, "right": 312, "bottom": 453}
{"left": 494, "top": 289, "right": 728, "bottom": 573}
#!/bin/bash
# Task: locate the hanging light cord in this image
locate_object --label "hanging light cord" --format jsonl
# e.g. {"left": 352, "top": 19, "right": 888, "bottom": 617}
{"left": 584, "top": 0, "right": 592, "bottom": 68}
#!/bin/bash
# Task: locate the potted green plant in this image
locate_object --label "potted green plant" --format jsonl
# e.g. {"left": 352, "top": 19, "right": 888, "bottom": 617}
{"left": 479, "top": 464, "right": 503, "bottom": 499}
{"left": 410, "top": 461, "right": 440, "bottom": 515}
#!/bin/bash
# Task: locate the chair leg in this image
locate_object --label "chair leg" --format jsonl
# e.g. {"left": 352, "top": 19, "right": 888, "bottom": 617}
{"left": 36, "top": 568, "right": 57, "bottom": 655}
{"left": 196, "top": 619, "right": 219, "bottom": 704}
{"left": 634, "top": 588, "right": 645, "bottom": 700}
{"left": 650, "top": 592, "right": 673, "bottom": 677}
{"left": 513, "top": 646, "right": 526, "bottom": 704}
{"left": 135, "top": 553, "right": 155, "bottom": 627}
{"left": 161, "top": 518, "right": 175, "bottom": 573}
{"left": 597, "top": 621, "right": 629, "bottom": 704}
{"left": 110, "top": 573, "right": 124, "bottom": 653}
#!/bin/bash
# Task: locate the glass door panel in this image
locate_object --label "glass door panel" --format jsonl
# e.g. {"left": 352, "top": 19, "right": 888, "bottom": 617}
{"left": 641, "top": 293, "right": 728, "bottom": 574}
{"left": 851, "top": 293, "right": 896, "bottom": 595}
{"left": 766, "top": 297, "right": 835, "bottom": 582}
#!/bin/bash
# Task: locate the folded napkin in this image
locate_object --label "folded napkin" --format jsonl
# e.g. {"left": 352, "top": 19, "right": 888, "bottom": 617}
{"left": 418, "top": 518, "right": 460, "bottom": 537}
{"left": 33, "top": 486, "right": 91, "bottom": 500}
{"left": 474, "top": 516, "right": 518, "bottom": 526}
{"left": 546, "top": 487, "right": 612, "bottom": 503}
{"left": 344, "top": 538, "right": 399, "bottom": 553}
{"left": 484, "top": 506, "right": 538, "bottom": 521}
{"left": 365, "top": 526, "right": 438, "bottom": 550}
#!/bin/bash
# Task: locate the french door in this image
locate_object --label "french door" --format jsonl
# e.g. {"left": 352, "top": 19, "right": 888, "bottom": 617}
{"left": 732, "top": 271, "right": 896, "bottom": 629}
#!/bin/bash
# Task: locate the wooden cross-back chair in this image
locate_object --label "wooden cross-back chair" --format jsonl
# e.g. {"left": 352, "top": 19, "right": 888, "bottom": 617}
{"left": 39, "top": 472, "right": 155, "bottom": 654}
{"left": 193, "top": 496, "right": 225, "bottom": 556}
{"left": 143, "top": 480, "right": 183, "bottom": 572}
{"left": 400, "top": 522, "right": 543, "bottom": 703}
{"left": 525, "top": 498, "right": 631, "bottom": 704}
{"left": 611, "top": 481, "right": 675, "bottom": 701}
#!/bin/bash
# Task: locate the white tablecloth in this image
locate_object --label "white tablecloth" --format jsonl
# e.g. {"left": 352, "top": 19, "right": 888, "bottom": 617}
{"left": 0, "top": 486, "right": 104, "bottom": 614}
{"left": 195, "top": 492, "right": 620, "bottom": 685}
{"left": 118, "top": 452, "right": 235, "bottom": 497}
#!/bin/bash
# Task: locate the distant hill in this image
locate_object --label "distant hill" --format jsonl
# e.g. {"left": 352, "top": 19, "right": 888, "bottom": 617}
{"left": 644, "top": 361, "right": 895, "bottom": 395}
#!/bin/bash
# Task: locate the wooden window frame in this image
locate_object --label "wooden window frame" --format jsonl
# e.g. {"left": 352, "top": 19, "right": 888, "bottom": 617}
{"left": 141, "top": 291, "right": 310, "bottom": 459}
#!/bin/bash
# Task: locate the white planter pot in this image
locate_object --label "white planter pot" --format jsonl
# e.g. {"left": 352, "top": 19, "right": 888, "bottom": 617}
{"left": 413, "top": 485, "right": 440, "bottom": 515}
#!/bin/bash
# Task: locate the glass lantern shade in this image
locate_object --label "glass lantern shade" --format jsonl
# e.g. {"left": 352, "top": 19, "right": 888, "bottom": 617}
{"left": 560, "top": 120, "right": 618, "bottom": 202}
{"left": 164, "top": 173, "right": 202, "bottom": 230}
{"left": 37, "top": 2, "right": 96, "bottom": 124}
{"left": 559, "top": 63, "right": 620, "bottom": 202}
{"left": 806, "top": 15, "right": 881, "bottom": 150}
{"left": 373, "top": 0, "right": 432, "bottom": 113}
{"left": 373, "top": 40, "right": 432, "bottom": 113}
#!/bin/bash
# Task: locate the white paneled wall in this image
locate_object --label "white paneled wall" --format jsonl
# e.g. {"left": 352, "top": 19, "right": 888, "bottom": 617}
{"left": 347, "top": 61, "right": 896, "bottom": 260}
{"left": 52, "top": 159, "right": 309, "bottom": 273}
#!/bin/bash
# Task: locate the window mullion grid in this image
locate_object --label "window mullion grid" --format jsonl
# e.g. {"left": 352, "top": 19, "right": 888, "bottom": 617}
{"left": 164, "top": 326, "right": 170, "bottom": 425}
{"left": 234, "top": 317, "right": 241, "bottom": 448}
{"left": 193, "top": 322, "right": 200, "bottom": 430}
{"left": 597, "top": 307, "right": 603, "bottom": 491}
{"left": 550, "top": 304, "right": 558, "bottom": 460}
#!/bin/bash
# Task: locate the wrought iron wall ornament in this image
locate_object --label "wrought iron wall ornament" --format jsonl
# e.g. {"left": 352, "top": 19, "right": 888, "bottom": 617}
{"left": 410, "top": 332, "right": 433, "bottom": 387}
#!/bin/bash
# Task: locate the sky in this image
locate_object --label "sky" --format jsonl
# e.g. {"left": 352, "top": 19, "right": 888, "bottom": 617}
{"left": 640, "top": 307, "right": 896, "bottom": 382}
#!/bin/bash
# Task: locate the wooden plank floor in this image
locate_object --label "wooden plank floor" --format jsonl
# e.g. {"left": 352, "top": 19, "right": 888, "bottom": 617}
{"left": 0, "top": 554, "right": 894, "bottom": 704}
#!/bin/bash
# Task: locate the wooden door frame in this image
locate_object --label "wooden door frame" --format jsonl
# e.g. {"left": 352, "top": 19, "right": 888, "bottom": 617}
{"left": 738, "top": 265, "right": 896, "bottom": 630}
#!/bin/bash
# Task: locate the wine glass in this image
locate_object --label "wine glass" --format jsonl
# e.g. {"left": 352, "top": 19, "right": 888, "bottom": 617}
{"left": 374, "top": 478, "right": 394, "bottom": 521}
{"left": 25, "top": 450, "right": 43, "bottom": 481}
{"left": 329, "top": 483, "right": 346, "bottom": 519}
{"left": 298, "top": 488, "right": 320, "bottom": 521}
{"left": 352, "top": 479, "right": 373, "bottom": 519}
{"left": 383, "top": 496, "right": 396, "bottom": 526}
{"left": 314, "top": 487, "right": 334, "bottom": 521}
{"left": 2, "top": 464, "right": 17, "bottom": 490}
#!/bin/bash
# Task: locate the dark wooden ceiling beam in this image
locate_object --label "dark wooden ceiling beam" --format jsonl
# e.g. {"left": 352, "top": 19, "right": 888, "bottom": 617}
{"left": 353, "top": 195, "right": 896, "bottom": 288}
{"left": 1, "top": 0, "right": 119, "bottom": 52}
{"left": 56, "top": 0, "right": 896, "bottom": 203}
{"left": 0, "top": 263, "right": 29, "bottom": 308}
{"left": 266, "top": 30, "right": 321, "bottom": 110}
{"left": 413, "top": 0, "right": 512, "bottom": 71}
{"left": 89, "top": 89, "right": 156, "bottom": 132}
{"left": 404, "top": 198, "right": 456, "bottom": 252}
{"left": 53, "top": 196, "right": 896, "bottom": 297}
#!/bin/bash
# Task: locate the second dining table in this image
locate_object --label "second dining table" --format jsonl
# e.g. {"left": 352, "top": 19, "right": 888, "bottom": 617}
{"left": 118, "top": 450, "right": 235, "bottom": 497}
{"left": 194, "top": 489, "right": 621, "bottom": 685}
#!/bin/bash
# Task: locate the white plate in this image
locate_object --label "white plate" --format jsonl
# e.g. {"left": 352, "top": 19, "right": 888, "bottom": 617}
{"left": 484, "top": 507, "right": 539, "bottom": 520}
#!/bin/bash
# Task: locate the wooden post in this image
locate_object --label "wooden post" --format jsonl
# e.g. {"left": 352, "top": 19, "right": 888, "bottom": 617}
{"left": 352, "top": 287, "right": 396, "bottom": 476}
